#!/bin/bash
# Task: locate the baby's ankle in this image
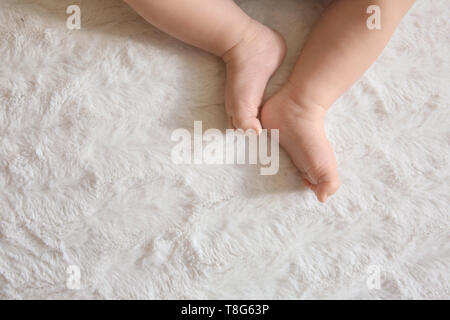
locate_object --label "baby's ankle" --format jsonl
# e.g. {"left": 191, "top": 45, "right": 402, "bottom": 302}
{"left": 221, "top": 18, "right": 256, "bottom": 63}
{"left": 221, "top": 19, "right": 286, "bottom": 66}
{"left": 281, "top": 81, "right": 328, "bottom": 121}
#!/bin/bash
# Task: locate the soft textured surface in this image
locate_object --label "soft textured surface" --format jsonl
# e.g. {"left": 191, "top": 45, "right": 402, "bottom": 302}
{"left": 0, "top": 0, "right": 449, "bottom": 299}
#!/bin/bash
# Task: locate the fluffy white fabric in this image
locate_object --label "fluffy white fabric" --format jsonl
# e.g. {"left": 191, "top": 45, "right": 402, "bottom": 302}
{"left": 0, "top": 0, "right": 449, "bottom": 299}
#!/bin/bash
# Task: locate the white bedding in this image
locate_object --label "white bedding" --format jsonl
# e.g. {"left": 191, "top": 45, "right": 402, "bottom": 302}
{"left": 0, "top": 0, "right": 449, "bottom": 299}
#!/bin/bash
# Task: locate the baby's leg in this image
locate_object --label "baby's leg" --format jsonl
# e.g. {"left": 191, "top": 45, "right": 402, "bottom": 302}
{"left": 261, "top": 0, "right": 415, "bottom": 202}
{"left": 125, "top": 0, "right": 286, "bottom": 132}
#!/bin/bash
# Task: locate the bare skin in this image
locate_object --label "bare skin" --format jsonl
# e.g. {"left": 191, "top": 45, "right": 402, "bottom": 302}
{"left": 262, "top": 0, "right": 415, "bottom": 202}
{"left": 123, "top": 0, "right": 286, "bottom": 133}
{"left": 124, "top": 0, "right": 415, "bottom": 202}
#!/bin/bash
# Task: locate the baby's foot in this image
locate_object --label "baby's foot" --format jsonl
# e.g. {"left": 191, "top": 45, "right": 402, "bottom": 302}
{"left": 222, "top": 19, "right": 286, "bottom": 132}
{"left": 261, "top": 83, "right": 340, "bottom": 202}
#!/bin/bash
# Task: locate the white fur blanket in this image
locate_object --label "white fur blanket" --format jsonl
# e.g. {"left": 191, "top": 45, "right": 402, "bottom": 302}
{"left": 0, "top": 0, "right": 449, "bottom": 299}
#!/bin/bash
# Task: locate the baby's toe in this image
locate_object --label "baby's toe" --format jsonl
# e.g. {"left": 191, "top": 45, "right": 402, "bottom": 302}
{"left": 231, "top": 116, "right": 262, "bottom": 134}
{"left": 303, "top": 167, "right": 340, "bottom": 202}
{"left": 314, "top": 179, "right": 340, "bottom": 202}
